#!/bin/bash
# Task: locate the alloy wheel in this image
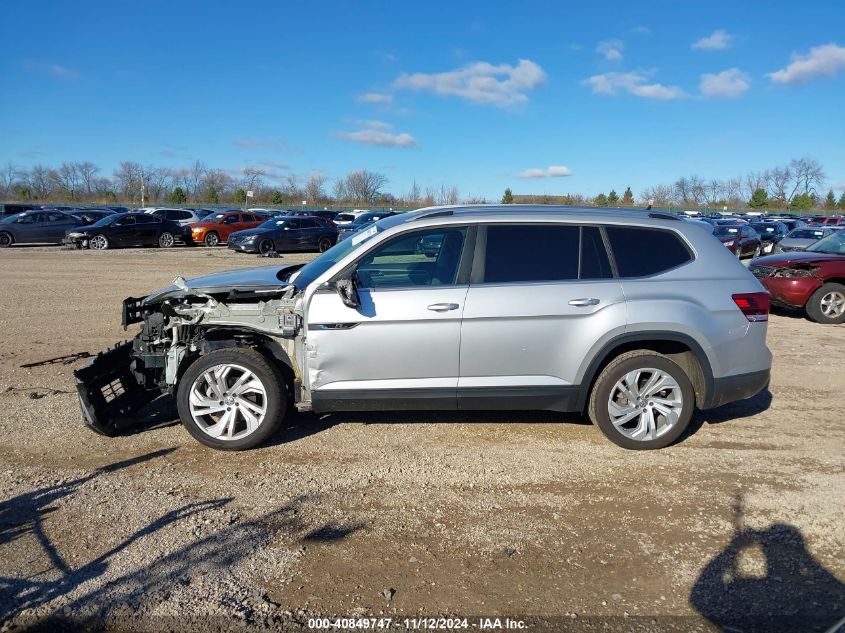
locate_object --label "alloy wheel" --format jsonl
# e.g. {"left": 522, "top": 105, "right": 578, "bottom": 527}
{"left": 607, "top": 368, "right": 684, "bottom": 442}
{"left": 0, "top": 233, "right": 11, "bottom": 247}
{"left": 159, "top": 232, "right": 174, "bottom": 248}
{"left": 820, "top": 291, "right": 845, "bottom": 319}
{"left": 318, "top": 237, "right": 332, "bottom": 252}
{"left": 89, "top": 235, "right": 108, "bottom": 250}
{"left": 188, "top": 363, "right": 268, "bottom": 441}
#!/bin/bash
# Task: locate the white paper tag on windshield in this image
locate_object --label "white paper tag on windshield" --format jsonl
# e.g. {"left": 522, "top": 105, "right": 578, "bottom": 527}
{"left": 351, "top": 225, "right": 378, "bottom": 245}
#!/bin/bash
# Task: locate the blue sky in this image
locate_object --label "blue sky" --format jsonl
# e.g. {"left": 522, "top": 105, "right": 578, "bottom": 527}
{"left": 2, "top": 0, "right": 844, "bottom": 200}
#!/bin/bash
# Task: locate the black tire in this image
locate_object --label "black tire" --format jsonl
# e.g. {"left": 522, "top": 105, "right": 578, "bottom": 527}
{"left": 259, "top": 239, "right": 274, "bottom": 255}
{"left": 588, "top": 350, "right": 695, "bottom": 450}
{"left": 0, "top": 232, "right": 13, "bottom": 248}
{"left": 158, "top": 231, "right": 175, "bottom": 248}
{"left": 204, "top": 231, "right": 220, "bottom": 247}
{"left": 805, "top": 282, "right": 845, "bottom": 325}
{"left": 176, "top": 348, "right": 287, "bottom": 450}
{"left": 317, "top": 236, "right": 333, "bottom": 253}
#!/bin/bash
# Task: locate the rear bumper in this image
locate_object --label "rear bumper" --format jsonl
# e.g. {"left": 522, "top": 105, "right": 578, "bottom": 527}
{"left": 703, "top": 369, "right": 770, "bottom": 410}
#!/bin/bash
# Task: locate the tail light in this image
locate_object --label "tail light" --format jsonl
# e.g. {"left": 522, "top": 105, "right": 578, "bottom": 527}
{"left": 732, "top": 292, "right": 770, "bottom": 322}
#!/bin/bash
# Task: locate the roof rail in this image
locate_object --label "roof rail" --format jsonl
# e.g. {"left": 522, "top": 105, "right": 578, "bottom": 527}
{"left": 406, "top": 209, "right": 455, "bottom": 221}
{"left": 648, "top": 212, "right": 681, "bottom": 221}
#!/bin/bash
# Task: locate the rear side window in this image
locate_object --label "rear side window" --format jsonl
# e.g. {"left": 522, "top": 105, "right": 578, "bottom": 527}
{"left": 483, "top": 225, "right": 580, "bottom": 283}
{"left": 605, "top": 227, "right": 692, "bottom": 278}
{"left": 580, "top": 226, "right": 613, "bottom": 279}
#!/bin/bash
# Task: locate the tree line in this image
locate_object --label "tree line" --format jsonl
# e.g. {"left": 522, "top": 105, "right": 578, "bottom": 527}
{"left": 0, "top": 160, "right": 470, "bottom": 209}
{"left": 2, "top": 155, "right": 841, "bottom": 212}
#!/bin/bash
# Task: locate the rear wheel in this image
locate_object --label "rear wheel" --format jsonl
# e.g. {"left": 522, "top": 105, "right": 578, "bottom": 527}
{"left": 176, "top": 348, "right": 287, "bottom": 450}
{"left": 0, "top": 232, "right": 13, "bottom": 248}
{"left": 158, "top": 231, "right": 175, "bottom": 248}
{"left": 204, "top": 231, "right": 220, "bottom": 247}
{"left": 318, "top": 236, "right": 333, "bottom": 252}
{"left": 89, "top": 234, "right": 109, "bottom": 250}
{"left": 259, "top": 238, "right": 274, "bottom": 255}
{"left": 806, "top": 283, "right": 845, "bottom": 324}
{"left": 588, "top": 350, "right": 694, "bottom": 450}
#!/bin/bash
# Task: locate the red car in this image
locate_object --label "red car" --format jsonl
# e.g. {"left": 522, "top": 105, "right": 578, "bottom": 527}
{"left": 188, "top": 211, "right": 264, "bottom": 246}
{"left": 713, "top": 224, "right": 762, "bottom": 258}
{"left": 749, "top": 230, "right": 845, "bottom": 324}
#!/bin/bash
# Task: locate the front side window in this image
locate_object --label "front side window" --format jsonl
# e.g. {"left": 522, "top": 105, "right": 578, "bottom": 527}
{"left": 356, "top": 228, "right": 467, "bottom": 289}
{"left": 605, "top": 227, "right": 692, "bottom": 278}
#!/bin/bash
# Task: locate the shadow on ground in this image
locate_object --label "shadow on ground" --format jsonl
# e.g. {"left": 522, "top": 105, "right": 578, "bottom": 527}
{"left": 690, "top": 494, "right": 845, "bottom": 633}
{"left": 0, "top": 449, "right": 364, "bottom": 630}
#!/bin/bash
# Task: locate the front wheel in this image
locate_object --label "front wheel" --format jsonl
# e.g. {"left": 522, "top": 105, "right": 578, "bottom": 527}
{"left": 317, "top": 236, "right": 333, "bottom": 253}
{"left": 588, "top": 350, "right": 695, "bottom": 450}
{"left": 176, "top": 348, "right": 287, "bottom": 450}
{"left": 158, "top": 231, "right": 175, "bottom": 248}
{"left": 0, "top": 232, "right": 13, "bottom": 248}
{"left": 806, "top": 283, "right": 845, "bottom": 324}
{"left": 259, "top": 238, "right": 274, "bottom": 255}
{"left": 89, "top": 234, "right": 109, "bottom": 250}
{"left": 204, "top": 232, "right": 220, "bottom": 247}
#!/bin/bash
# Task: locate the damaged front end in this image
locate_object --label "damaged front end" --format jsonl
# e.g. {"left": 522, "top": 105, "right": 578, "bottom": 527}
{"left": 74, "top": 264, "right": 307, "bottom": 436}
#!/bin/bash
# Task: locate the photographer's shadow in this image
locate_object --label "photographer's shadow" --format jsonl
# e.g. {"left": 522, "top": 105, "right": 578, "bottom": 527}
{"left": 690, "top": 497, "right": 845, "bottom": 633}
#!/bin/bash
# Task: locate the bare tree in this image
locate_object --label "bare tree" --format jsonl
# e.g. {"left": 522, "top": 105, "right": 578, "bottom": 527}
{"left": 76, "top": 161, "right": 99, "bottom": 196}
{"left": 144, "top": 166, "right": 173, "bottom": 202}
{"left": 786, "top": 157, "right": 825, "bottom": 202}
{"left": 27, "top": 165, "right": 54, "bottom": 199}
{"left": 305, "top": 174, "right": 327, "bottom": 204}
{"left": 768, "top": 166, "right": 791, "bottom": 205}
{"left": 743, "top": 170, "right": 769, "bottom": 201}
{"left": 282, "top": 174, "right": 301, "bottom": 201}
{"left": 704, "top": 179, "right": 724, "bottom": 206}
{"left": 331, "top": 178, "right": 346, "bottom": 203}
{"left": 55, "top": 162, "right": 82, "bottom": 199}
{"left": 188, "top": 160, "right": 207, "bottom": 199}
{"left": 640, "top": 184, "right": 673, "bottom": 207}
{"left": 113, "top": 161, "right": 144, "bottom": 201}
{"left": 242, "top": 167, "right": 266, "bottom": 194}
{"left": 344, "top": 169, "right": 387, "bottom": 204}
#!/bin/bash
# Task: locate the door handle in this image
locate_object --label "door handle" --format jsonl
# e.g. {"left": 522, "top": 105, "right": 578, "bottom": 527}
{"left": 427, "top": 303, "right": 460, "bottom": 312}
{"left": 568, "top": 298, "right": 600, "bottom": 307}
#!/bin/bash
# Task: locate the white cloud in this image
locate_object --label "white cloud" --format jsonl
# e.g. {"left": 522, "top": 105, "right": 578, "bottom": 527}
{"left": 631, "top": 26, "right": 651, "bottom": 35}
{"left": 583, "top": 71, "right": 686, "bottom": 100}
{"left": 340, "top": 121, "right": 416, "bottom": 148}
{"left": 692, "top": 29, "right": 733, "bottom": 50}
{"left": 768, "top": 43, "right": 845, "bottom": 84}
{"left": 596, "top": 39, "right": 624, "bottom": 61}
{"left": 393, "top": 59, "right": 546, "bottom": 107}
{"left": 22, "top": 60, "right": 79, "bottom": 80}
{"left": 517, "top": 166, "right": 573, "bottom": 179}
{"left": 259, "top": 160, "right": 290, "bottom": 170}
{"left": 700, "top": 68, "right": 750, "bottom": 98}
{"left": 357, "top": 92, "right": 393, "bottom": 104}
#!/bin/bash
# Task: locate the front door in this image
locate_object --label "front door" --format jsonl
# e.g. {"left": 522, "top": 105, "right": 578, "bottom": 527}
{"left": 305, "top": 226, "right": 473, "bottom": 411}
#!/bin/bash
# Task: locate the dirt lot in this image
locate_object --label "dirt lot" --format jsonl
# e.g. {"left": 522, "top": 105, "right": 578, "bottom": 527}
{"left": 0, "top": 245, "right": 843, "bottom": 632}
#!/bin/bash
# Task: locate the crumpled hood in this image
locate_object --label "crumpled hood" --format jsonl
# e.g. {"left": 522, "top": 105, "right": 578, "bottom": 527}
{"left": 143, "top": 264, "right": 304, "bottom": 304}
{"left": 751, "top": 252, "right": 842, "bottom": 268}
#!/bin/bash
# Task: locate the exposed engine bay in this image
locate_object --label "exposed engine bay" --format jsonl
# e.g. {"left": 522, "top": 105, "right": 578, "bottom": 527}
{"left": 75, "top": 264, "right": 309, "bottom": 436}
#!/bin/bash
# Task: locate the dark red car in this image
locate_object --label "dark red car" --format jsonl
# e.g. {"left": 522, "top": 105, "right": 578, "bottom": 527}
{"left": 749, "top": 230, "right": 845, "bottom": 324}
{"left": 713, "top": 224, "right": 762, "bottom": 258}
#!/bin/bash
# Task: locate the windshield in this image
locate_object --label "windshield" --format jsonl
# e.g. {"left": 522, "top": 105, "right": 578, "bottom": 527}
{"left": 335, "top": 214, "right": 355, "bottom": 222}
{"left": 806, "top": 231, "right": 845, "bottom": 255}
{"left": 787, "top": 229, "right": 826, "bottom": 239}
{"left": 713, "top": 226, "right": 740, "bottom": 237}
{"left": 291, "top": 215, "right": 406, "bottom": 289}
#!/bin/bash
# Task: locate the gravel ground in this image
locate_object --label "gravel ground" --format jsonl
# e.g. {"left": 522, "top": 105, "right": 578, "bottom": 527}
{"left": 0, "top": 245, "right": 843, "bottom": 633}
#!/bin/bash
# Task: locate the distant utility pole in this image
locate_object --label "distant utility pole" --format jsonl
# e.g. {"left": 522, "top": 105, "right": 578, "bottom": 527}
{"left": 140, "top": 166, "right": 146, "bottom": 206}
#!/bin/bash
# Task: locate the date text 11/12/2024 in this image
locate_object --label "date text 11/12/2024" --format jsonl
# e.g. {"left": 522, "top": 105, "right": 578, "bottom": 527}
{"left": 307, "top": 617, "right": 527, "bottom": 629}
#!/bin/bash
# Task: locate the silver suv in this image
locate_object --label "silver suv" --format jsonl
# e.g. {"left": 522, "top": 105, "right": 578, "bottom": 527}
{"left": 75, "top": 206, "right": 772, "bottom": 450}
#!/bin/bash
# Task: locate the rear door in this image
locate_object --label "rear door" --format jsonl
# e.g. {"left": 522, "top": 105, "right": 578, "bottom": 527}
{"left": 134, "top": 214, "right": 159, "bottom": 245}
{"left": 111, "top": 215, "right": 137, "bottom": 245}
{"left": 458, "top": 224, "right": 625, "bottom": 411}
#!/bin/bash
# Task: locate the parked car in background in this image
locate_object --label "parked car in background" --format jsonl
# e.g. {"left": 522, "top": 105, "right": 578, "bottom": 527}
{"left": 773, "top": 227, "right": 839, "bottom": 253}
{"left": 283, "top": 209, "right": 340, "bottom": 224}
{"left": 228, "top": 216, "right": 338, "bottom": 254}
{"left": 333, "top": 209, "right": 370, "bottom": 226}
{"left": 769, "top": 218, "right": 806, "bottom": 232}
{"left": 64, "top": 212, "right": 189, "bottom": 249}
{"left": 0, "top": 210, "right": 83, "bottom": 246}
{"left": 751, "top": 230, "right": 845, "bottom": 324}
{"left": 188, "top": 211, "right": 264, "bottom": 246}
{"left": 336, "top": 211, "right": 398, "bottom": 241}
{"left": 713, "top": 224, "right": 762, "bottom": 258}
{"left": 76, "top": 206, "right": 772, "bottom": 451}
{"left": 816, "top": 216, "right": 845, "bottom": 227}
{"left": 145, "top": 208, "right": 204, "bottom": 226}
{"left": 71, "top": 210, "right": 114, "bottom": 226}
{"left": 0, "top": 203, "right": 39, "bottom": 218}
{"left": 749, "top": 221, "right": 790, "bottom": 254}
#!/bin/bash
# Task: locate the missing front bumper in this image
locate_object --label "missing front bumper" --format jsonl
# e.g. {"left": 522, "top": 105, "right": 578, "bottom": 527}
{"left": 74, "top": 341, "right": 159, "bottom": 436}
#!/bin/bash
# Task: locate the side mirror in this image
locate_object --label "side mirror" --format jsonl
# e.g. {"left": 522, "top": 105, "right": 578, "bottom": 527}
{"left": 335, "top": 275, "right": 360, "bottom": 309}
